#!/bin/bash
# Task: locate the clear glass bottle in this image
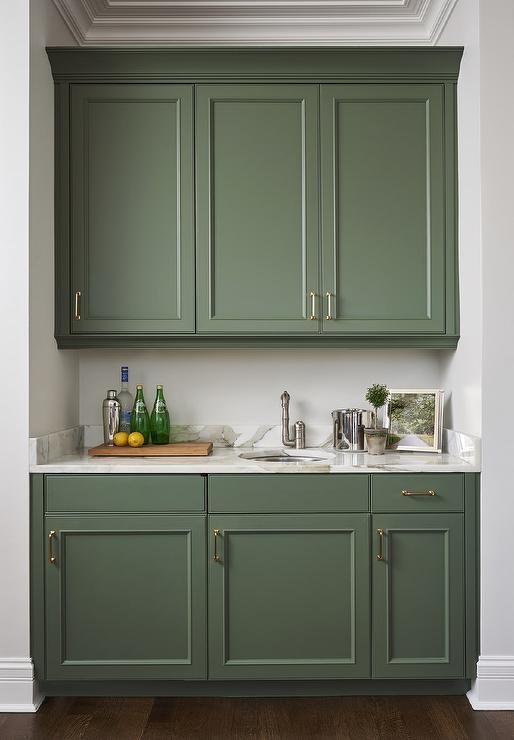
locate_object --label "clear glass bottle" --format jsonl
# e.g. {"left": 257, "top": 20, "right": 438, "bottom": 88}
{"left": 150, "top": 385, "right": 170, "bottom": 444}
{"left": 130, "top": 384, "right": 150, "bottom": 444}
{"left": 118, "top": 366, "right": 133, "bottom": 433}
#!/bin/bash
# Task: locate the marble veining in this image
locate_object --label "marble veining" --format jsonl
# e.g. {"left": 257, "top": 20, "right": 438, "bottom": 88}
{"left": 29, "top": 425, "right": 480, "bottom": 473}
{"left": 29, "top": 426, "right": 83, "bottom": 466}
{"left": 82, "top": 423, "right": 333, "bottom": 450}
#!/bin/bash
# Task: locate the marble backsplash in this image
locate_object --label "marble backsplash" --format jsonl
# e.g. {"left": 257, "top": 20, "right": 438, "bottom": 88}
{"left": 29, "top": 425, "right": 84, "bottom": 466}
{"left": 30, "top": 423, "right": 481, "bottom": 467}
{"left": 82, "top": 423, "right": 334, "bottom": 450}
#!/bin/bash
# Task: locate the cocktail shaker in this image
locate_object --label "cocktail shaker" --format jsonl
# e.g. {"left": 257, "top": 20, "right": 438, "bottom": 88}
{"left": 102, "top": 390, "right": 121, "bottom": 446}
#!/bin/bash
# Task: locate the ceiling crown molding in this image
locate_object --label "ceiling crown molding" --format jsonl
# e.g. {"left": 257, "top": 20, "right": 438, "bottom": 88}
{"left": 52, "top": 0, "right": 458, "bottom": 46}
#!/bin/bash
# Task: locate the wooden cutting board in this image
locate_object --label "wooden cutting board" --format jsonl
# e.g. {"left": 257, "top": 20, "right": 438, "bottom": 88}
{"left": 88, "top": 442, "right": 213, "bottom": 457}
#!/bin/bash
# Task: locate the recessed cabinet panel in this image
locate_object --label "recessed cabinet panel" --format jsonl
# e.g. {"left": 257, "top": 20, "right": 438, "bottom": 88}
{"left": 209, "top": 514, "right": 370, "bottom": 679}
{"left": 321, "top": 84, "right": 445, "bottom": 333}
{"left": 45, "top": 515, "right": 206, "bottom": 680}
{"left": 196, "top": 85, "right": 319, "bottom": 333}
{"left": 70, "top": 84, "right": 195, "bottom": 333}
{"left": 372, "top": 513, "right": 464, "bottom": 678}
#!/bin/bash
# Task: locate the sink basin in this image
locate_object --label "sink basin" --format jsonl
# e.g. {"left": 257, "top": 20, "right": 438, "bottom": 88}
{"left": 239, "top": 451, "right": 326, "bottom": 463}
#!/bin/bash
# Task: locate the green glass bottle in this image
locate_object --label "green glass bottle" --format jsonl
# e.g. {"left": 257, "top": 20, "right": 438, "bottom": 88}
{"left": 150, "top": 385, "right": 170, "bottom": 444}
{"left": 130, "top": 384, "right": 150, "bottom": 444}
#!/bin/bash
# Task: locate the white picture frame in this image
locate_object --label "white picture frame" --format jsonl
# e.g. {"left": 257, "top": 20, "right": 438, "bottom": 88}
{"left": 384, "top": 389, "right": 444, "bottom": 453}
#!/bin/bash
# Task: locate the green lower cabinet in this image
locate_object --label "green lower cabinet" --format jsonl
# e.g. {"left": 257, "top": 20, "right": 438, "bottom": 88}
{"left": 208, "top": 514, "right": 370, "bottom": 679}
{"left": 44, "top": 514, "right": 206, "bottom": 680}
{"left": 372, "top": 513, "right": 465, "bottom": 679}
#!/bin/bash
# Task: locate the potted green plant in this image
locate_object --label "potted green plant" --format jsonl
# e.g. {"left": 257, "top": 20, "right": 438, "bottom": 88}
{"left": 364, "top": 383, "right": 390, "bottom": 455}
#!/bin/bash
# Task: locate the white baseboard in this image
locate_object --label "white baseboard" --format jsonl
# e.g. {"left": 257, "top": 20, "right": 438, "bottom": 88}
{"left": 467, "top": 656, "right": 514, "bottom": 710}
{"left": 0, "top": 659, "right": 44, "bottom": 713}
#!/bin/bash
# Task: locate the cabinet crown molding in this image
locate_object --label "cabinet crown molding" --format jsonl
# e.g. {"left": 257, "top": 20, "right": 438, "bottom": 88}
{"left": 52, "top": 0, "right": 458, "bottom": 46}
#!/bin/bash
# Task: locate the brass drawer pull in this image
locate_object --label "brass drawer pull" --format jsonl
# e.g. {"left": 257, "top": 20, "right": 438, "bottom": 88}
{"left": 401, "top": 489, "right": 437, "bottom": 497}
{"left": 74, "top": 291, "right": 81, "bottom": 320}
{"left": 309, "top": 291, "right": 318, "bottom": 320}
{"left": 48, "top": 530, "right": 57, "bottom": 564}
{"left": 213, "top": 528, "right": 221, "bottom": 562}
{"left": 376, "top": 528, "right": 385, "bottom": 561}
{"left": 326, "top": 292, "right": 334, "bottom": 320}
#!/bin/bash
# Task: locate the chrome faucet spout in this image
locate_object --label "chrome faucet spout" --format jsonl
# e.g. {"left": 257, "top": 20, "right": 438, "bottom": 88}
{"left": 281, "top": 390, "right": 306, "bottom": 449}
{"left": 281, "top": 391, "right": 294, "bottom": 447}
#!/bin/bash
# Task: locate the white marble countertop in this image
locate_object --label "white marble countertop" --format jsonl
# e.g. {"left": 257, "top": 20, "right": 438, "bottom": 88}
{"left": 30, "top": 445, "right": 480, "bottom": 474}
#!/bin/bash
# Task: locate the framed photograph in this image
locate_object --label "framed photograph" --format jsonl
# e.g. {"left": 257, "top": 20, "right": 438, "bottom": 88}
{"left": 384, "top": 389, "right": 444, "bottom": 453}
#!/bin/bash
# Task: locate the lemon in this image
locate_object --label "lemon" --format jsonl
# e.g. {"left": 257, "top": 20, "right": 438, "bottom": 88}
{"left": 113, "top": 432, "right": 129, "bottom": 447}
{"left": 128, "top": 432, "right": 145, "bottom": 448}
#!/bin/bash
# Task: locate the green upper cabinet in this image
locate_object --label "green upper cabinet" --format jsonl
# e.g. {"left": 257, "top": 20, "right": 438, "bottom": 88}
{"left": 69, "top": 84, "right": 195, "bottom": 334}
{"left": 195, "top": 84, "right": 320, "bottom": 334}
{"left": 321, "top": 84, "right": 449, "bottom": 334}
{"left": 49, "top": 49, "right": 461, "bottom": 347}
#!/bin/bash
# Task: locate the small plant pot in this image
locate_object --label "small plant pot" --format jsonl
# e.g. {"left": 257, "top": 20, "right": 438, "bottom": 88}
{"left": 364, "top": 427, "right": 388, "bottom": 455}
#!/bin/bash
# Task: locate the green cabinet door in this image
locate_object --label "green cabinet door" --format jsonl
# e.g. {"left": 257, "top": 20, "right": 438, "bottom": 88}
{"left": 45, "top": 515, "right": 206, "bottom": 680}
{"left": 209, "top": 514, "right": 370, "bottom": 679}
{"left": 321, "top": 84, "right": 446, "bottom": 334}
{"left": 70, "top": 84, "right": 195, "bottom": 333}
{"left": 196, "top": 85, "right": 320, "bottom": 334}
{"left": 372, "top": 513, "right": 464, "bottom": 678}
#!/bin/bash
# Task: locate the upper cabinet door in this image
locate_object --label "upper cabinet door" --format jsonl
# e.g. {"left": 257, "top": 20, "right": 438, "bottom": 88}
{"left": 196, "top": 85, "right": 320, "bottom": 334}
{"left": 70, "top": 84, "right": 195, "bottom": 334}
{"left": 321, "top": 84, "right": 445, "bottom": 334}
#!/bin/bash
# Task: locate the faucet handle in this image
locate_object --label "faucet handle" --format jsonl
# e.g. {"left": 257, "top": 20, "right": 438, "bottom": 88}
{"left": 294, "top": 420, "right": 306, "bottom": 449}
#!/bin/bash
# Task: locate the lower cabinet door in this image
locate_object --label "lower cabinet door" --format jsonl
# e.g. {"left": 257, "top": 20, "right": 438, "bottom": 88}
{"left": 208, "top": 514, "right": 370, "bottom": 679}
{"left": 372, "top": 513, "right": 465, "bottom": 678}
{"left": 45, "top": 515, "right": 206, "bottom": 680}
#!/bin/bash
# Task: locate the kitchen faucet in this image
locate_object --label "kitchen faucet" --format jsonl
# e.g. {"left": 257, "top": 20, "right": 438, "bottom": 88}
{"left": 281, "top": 391, "right": 306, "bottom": 449}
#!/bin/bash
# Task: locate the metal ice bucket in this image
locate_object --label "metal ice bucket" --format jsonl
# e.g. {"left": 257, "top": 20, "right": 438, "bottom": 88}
{"left": 331, "top": 408, "right": 368, "bottom": 451}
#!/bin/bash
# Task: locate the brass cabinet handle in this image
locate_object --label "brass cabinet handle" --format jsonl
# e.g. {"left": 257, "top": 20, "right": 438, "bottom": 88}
{"left": 48, "top": 530, "right": 57, "bottom": 565}
{"left": 401, "top": 489, "right": 437, "bottom": 497}
{"left": 376, "top": 528, "right": 385, "bottom": 561}
{"left": 309, "top": 291, "right": 318, "bottom": 320}
{"left": 213, "top": 529, "right": 221, "bottom": 562}
{"left": 326, "top": 292, "right": 334, "bottom": 320}
{"left": 74, "top": 291, "right": 81, "bottom": 320}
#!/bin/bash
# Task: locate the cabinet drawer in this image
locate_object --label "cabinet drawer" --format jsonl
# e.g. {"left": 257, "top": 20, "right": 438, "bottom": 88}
{"left": 45, "top": 475, "right": 205, "bottom": 513}
{"left": 208, "top": 474, "right": 369, "bottom": 513}
{"left": 371, "top": 474, "right": 464, "bottom": 512}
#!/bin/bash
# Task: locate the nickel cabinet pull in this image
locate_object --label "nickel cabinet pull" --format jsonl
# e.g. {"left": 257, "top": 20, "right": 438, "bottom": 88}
{"left": 401, "top": 489, "right": 437, "bottom": 497}
{"left": 376, "top": 528, "right": 385, "bottom": 561}
{"left": 48, "top": 530, "right": 57, "bottom": 564}
{"left": 74, "top": 291, "right": 81, "bottom": 321}
{"left": 213, "top": 529, "right": 221, "bottom": 562}
{"left": 326, "top": 292, "right": 334, "bottom": 320}
{"left": 309, "top": 291, "right": 318, "bottom": 321}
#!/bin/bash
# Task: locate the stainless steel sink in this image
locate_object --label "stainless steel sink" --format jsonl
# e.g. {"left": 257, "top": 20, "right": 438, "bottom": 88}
{"left": 239, "top": 451, "right": 326, "bottom": 463}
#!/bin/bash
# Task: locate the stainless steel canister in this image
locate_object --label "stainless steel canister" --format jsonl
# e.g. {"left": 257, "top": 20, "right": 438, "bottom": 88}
{"left": 102, "top": 390, "right": 121, "bottom": 446}
{"left": 331, "top": 409, "right": 368, "bottom": 451}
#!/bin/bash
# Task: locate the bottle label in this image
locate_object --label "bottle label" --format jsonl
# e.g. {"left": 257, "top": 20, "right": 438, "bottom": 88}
{"left": 121, "top": 410, "right": 131, "bottom": 425}
{"left": 121, "top": 366, "right": 128, "bottom": 383}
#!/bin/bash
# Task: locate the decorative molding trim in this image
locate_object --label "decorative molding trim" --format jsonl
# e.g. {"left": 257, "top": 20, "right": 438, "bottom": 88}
{"left": 467, "top": 657, "right": 514, "bottom": 711}
{"left": 0, "top": 659, "right": 44, "bottom": 713}
{"left": 52, "top": 0, "right": 458, "bottom": 46}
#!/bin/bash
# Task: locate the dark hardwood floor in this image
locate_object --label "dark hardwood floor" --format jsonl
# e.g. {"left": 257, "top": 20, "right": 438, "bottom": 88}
{"left": 1, "top": 696, "right": 513, "bottom": 740}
